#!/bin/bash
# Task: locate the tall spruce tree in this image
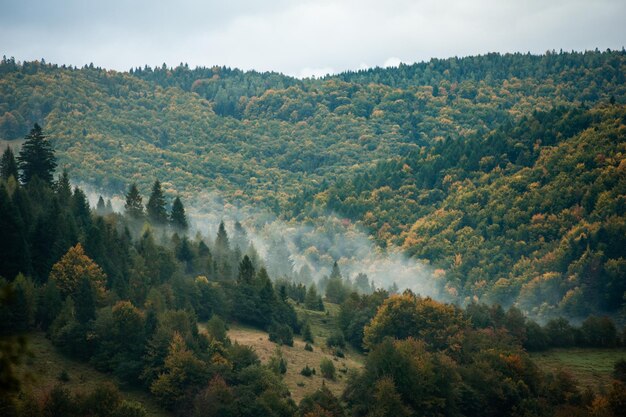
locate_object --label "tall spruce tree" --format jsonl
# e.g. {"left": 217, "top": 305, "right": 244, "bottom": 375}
{"left": 17, "top": 123, "right": 57, "bottom": 185}
{"left": 124, "top": 183, "right": 144, "bottom": 219}
{"left": 0, "top": 184, "right": 29, "bottom": 280}
{"left": 55, "top": 169, "right": 72, "bottom": 205}
{"left": 237, "top": 255, "right": 255, "bottom": 284}
{"left": 214, "top": 221, "right": 233, "bottom": 280}
{"left": 169, "top": 196, "right": 188, "bottom": 230}
{"left": 0, "top": 146, "right": 18, "bottom": 181}
{"left": 214, "top": 221, "right": 230, "bottom": 256}
{"left": 96, "top": 196, "right": 106, "bottom": 215}
{"left": 146, "top": 180, "right": 167, "bottom": 225}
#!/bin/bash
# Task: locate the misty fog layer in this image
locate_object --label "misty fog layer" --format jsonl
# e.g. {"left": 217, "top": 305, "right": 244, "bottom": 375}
{"left": 83, "top": 184, "right": 445, "bottom": 299}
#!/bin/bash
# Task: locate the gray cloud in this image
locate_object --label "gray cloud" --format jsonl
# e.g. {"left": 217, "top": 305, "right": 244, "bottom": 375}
{"left": 0, "top": 0, "right": 624, "bottom": 76}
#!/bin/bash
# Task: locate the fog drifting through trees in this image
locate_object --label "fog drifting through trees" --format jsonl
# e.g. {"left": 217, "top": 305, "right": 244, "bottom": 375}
{"left": 82, "top": 185, "right": 441, "bottom": 297}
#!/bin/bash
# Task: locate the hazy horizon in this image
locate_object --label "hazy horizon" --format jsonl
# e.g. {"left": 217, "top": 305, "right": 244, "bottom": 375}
{"left": 1, "top": 0, "right": 624, "bottom": 78}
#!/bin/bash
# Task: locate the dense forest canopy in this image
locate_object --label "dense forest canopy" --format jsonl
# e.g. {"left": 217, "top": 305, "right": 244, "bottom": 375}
{"left": 1, "top": 136, "right": 625, "bottom": 417}
{"left": 0, "top": 50, "right": 625, "bottom": 320}
{"left": 1, "top": 49, "right": 626, "bottom": 417}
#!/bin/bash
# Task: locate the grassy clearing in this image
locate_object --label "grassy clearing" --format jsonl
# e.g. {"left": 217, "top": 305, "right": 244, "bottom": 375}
{"left": 217, "top": 302, "right": 364, "bottom": 404}
{"left": 16, "top": 332, "right": 169, "bottom": 417}
{"left": 531, "top": 348, "right": 626, "bottom": 390}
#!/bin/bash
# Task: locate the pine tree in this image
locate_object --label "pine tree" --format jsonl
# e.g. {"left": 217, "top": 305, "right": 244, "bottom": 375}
{"left": 232, "top": 221, "right": 249, "bottom": 252}
{"left": 0, "top": 184, "right": 29, "bottom": 280}
{"left": 124, "top": 183, "right": 143, "bottom": 219}
{"left": 72, "top": 186, "right": 91, "bottom": 229}
{"left": 96, "top": 196, "right": 106, "bottom": 215}
{"left": 237, "top": 255, "right": 255, "bottom": 284}
{"left": 17, "top": 123, "right": 57, "bottom": 185}
{"left": 146, "top": 180, "right": 167, "bottom": 225}
{"left": 169, "top": 196, "right": 188, "bottom": 230}
{"left": 214, "top": 221, "right": 232, "bottom": 280}
{"left": 305, "top": 284, "right": 323, "bottom": 311}
{"left": 75, "top": 276, "right": 96, "bottom": 324}
{"left": 0, "top": 146, "right": 18, "bottom": 181}
{"left": 55, "top": 169, "right": 72, "bottom": 205}
{"left": 246, "top": 242, "right": 263, "bottom": 270}
{"left": 214, "top": 221, "right": 230, "bottom": 255}
{"left": 326, "top": 261, "right": 347, "bottom": 304}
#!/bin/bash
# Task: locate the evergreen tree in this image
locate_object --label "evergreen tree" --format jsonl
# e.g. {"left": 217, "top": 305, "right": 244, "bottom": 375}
{"left": 0, "top": 184, "right": 29, "bottom": 280}
{"left": 305, "top": 284, "right": 324, "bottom": 311}
{"left": 146, "top": 180, "right": 168, "bottom": 225}
{"left": 17, "top": 123, "right": 57, "bottom": 185}
{"left": 55, "top": 169, "right": 72, "bottom": 205}
{"left": 169, "top": 196, "right": 188, "bottom": 230}
{"left": 96, "top": 196, "right": 106, "bottom": 215}
{"left": 246, "top": 242, "right": 263, "bottom": 270}
{"left": 326, "top": 262, "right": 348, "bottom": 304}
{"left": 237, "top": 255, "right": 255, "bottom": 284}
{"left": 214, "top": 221, "right": 233, "bottom": 279}
{"left": 75, "top": 276, "right": 96, "bottom": 324}
{"left": 124, "top": 183, "right": 144, "bottom": 219}
{"left": 214, "top": 221, "right": 230, "bottom": 255}
{"left": 72, "top": 186, "right": 91, "bottom": 229}
{"left": 0, "top": 146, "right": 18, "bottom": 181}
{"left": 232, "top": 221, "right": 249, "bottom": 253}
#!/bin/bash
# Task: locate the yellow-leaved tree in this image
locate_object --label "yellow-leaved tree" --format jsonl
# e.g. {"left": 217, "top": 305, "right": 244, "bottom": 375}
{"left": 363, "top": 292, "right": 467, "bottom": 352}
{"left": 49, "top": 243, "right": 107, "bottom": 298}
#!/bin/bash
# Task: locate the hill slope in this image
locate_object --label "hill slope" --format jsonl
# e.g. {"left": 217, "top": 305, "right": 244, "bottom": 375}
{"left": 1, "top": 51, "right": 625, "bottom": 317}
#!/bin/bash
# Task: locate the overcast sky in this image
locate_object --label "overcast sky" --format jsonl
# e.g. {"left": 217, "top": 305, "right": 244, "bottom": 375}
{"left": 0, "top": 0, "right": 624, "bottom": 78}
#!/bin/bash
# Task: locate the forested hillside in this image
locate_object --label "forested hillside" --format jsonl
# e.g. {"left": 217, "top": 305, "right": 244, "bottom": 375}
{"left": 0, "top": 50, "right": 625, "bottom": 319}
{"left": 2, "top": 139, "right": 625, "bottom": 416}
{"left": 299, "top": 104, "right": 626, "bottom": 319}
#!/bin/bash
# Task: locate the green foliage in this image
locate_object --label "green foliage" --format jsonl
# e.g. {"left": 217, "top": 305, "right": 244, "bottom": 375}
{"left": 228, "top": 342, "right": 260, "bottom": 372}
{"left": 338, "top": 290, "right": 387, "bottom": 350}
{"left": 268, "top": 346, "right": 288, "bottom": 375}
{"left": 169, "top": 196, "right": 188, "bottom": 230}
{"left": 304, "top": 284, "right": 324, "bottom": 311}
{"left": 0, "top": 145, "right": 18, "bottom": 181}
{"left": 124, "top": 183, "right": 144, "bottom": 219}
{"left": 204, "top": 315, "right": 228, "bottom": 344}
{"left": 325, "top": 262, "right": 349, "bottom": 304}
{"left": 300, "top": 365, "right": 315, "bottom": 377}
{"left": 150, "top": 332, "right": 209, "bottom": 410}
{"left": 319, "top": 358, "right": 336, "bottom": 380}
{"left": 268, "top": 322, "right": 294, "bottom": 347}
{"left": 192, "top": 376, "right": 236, "bottom": 417}
{"left": 17, "top": 124, "right": 57, "bottom": 185}
{"left": 146, "top": 180, "right": 167, "bottom": 225}
{"left": 302, "top": 321, "right": 314, "bottom": 344}
{"left": 363, "top": 292, "right": 467, "bottom": 351}
{"left": 581, "top": 316, "right": 620, "bottom": 347}
{"left": 325, "top": 332, "right": 346, "bottom": 349}
{"left": 298, "top": 385, "right": 344, "bottom": 417}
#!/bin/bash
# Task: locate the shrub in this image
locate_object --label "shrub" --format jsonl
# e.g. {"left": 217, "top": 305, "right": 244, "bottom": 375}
{"left": 304, "top": 343, "right": 313, "bottom": 352}
{"left": 57, "top": 369, "right": 70, "bottom": 382}
{"left": 268, "top": 322, "right": 294, "bottom": 346}
{"left": 300, "top": 365, "right": 315, "bottom": 377}
{"left": 320, "top": 358, "right": 336, "bottom": 380}
{"left": 302, "top": 321, "right": 314, "bottom": 343}
{"left": 326, "top": 332, "right": 346, "bottom": 349}
{"left": 268, "top": 347, "right": 287, "bottom": 375}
